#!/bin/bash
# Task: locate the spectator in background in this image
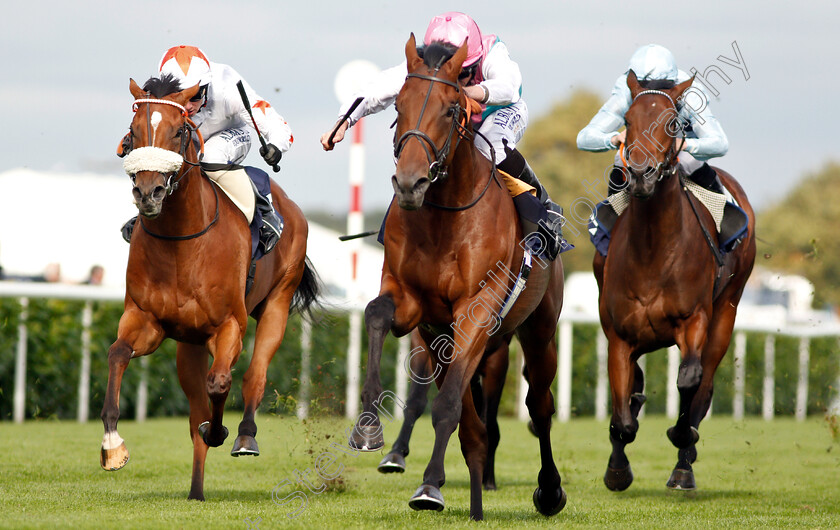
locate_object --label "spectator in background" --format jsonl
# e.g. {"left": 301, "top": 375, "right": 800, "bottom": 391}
{"left": 33, "top": 263, "right": 62, "bottom": 283}
{"left": 83, "top": 265, "right": 105, "bottom": 286}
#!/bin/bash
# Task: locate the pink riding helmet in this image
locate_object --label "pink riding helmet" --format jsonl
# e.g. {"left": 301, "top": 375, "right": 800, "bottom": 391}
{"left": 423, "top": 12, "right": 484, "bottom": 67}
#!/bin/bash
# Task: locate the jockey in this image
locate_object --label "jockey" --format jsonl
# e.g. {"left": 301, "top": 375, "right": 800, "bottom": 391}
{"left": 320, "top": 12, "right": 566, "bottom": 258}
{"left": 121, "top": 45, "right": 291, "bottom": 254}
{"left": 577, "top": 43, "right": 729, "bottom": 196}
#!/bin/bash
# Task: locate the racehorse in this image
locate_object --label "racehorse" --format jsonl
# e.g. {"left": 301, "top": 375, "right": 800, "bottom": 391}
{"left": 377, "top": 330, "right": 512, "bottom": 492}
{"left": 594, "top": 70, "right": 756, "bottom": 491}
{"left": 99, "top": 76, "right": 319, "bottom": 501}
{"left": 349, "top": 35, "right": 566, "bottom": 521}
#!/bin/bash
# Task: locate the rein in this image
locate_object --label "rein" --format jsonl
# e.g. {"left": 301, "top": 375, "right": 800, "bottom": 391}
{"left": 129, "top": 97, "right": 219, "bottom": 241}
{"left": 394, "top": 71, "right": 498, "bottom": 211}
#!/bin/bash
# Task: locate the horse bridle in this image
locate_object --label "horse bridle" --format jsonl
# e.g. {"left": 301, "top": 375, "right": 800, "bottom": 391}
{"left": 623, "top": 89, "right": 686, "bottom": 182}
{"left": 393, "top": 72, "right": 472, "bottom": 184}
{"left": 127, "top": 98, "right": 219, "bottom": 241}
{"left": 129, "top": 98, "right": 204, "bottom": 195}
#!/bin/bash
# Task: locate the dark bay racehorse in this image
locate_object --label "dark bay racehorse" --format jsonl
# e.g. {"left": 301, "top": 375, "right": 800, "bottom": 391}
{"left": 100, "top": 77, "right": 319, "bottom": 501}
{"left": 377, "top": 330, "right": 512, "bottom": 492}
{"left": 594, "top": 70, "right": 756, "bottom": 491}
{"left": 349, "top": 35, "right": 566, "bottom": 521}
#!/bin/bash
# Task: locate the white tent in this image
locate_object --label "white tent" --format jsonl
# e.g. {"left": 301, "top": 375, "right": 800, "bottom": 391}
{"left": 0, "top": 168, "right": 384, "bottom": 301}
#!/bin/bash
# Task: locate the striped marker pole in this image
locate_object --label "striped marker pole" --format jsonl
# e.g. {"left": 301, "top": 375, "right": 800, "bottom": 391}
{"left": 345, "top": 118, "right": 365, "bottom": 419}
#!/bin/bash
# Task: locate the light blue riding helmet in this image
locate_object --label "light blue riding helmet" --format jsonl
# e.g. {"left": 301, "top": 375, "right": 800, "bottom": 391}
{"left": 628, "top": 44, "right": 678, "bottom": 81}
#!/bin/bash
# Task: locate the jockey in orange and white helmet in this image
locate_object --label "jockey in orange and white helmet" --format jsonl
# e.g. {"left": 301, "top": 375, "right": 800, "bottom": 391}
{"left": 122, "top": 45, "right": 291, "bottom": 254}
{"left": 320, "top": 12, "right": 566, "bottom": 259}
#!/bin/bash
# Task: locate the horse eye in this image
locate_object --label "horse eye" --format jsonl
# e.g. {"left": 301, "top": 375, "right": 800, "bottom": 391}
{"left": 446, "top": 106, "right": 455, "bottom": 118}
{"left": 174, "top": 129, "right": 182, "bottom": 138}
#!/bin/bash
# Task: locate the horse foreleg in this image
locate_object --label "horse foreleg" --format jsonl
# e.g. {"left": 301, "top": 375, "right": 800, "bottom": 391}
{"left": 668, "top": 306, "right": 735, "bottom": 490}
{"left": 605, "top": 336, "right": 637, "bottom": 491}
{"left": 378, "top": 335, "right": 432, "bottom": 473}
{"left": 176, "top": 343, "right": 211, "bottom": 501}
{"left": 480, "top": 339, "right": 510, "bottom": 491}
{"left": 350, "top": 295, "right": 396, "bottom": 451}
{"left": 668, "top": 313, "right": 709, "bottom": 451}
{"left": 202, "top": 317, "right": 244, "bottom": 448}
{"left": 235, "top": 291, "right": 295, "bottom": 457}
{"left": 409, "top": 334, "right": 486, "bottom": 516}
{"left": 100, "top": 310, "right": 164, "bottom": 471}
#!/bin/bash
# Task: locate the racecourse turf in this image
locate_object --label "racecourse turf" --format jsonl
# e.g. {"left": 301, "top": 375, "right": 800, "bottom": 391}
{"left": 1, "top": 415, "right": 838, "bottom": 529}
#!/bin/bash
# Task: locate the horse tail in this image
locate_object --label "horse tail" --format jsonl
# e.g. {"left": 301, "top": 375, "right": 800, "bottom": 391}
{"left": 290, "top": 256, "right": 322, "bottom": 318}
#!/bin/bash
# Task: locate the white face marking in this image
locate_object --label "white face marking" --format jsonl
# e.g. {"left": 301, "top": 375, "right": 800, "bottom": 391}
{"left": 151, "top": 111, "right": 162, "bottom": 144}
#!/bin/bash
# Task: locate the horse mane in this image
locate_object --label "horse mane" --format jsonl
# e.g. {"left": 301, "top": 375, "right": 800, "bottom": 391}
{"left": 142, "top": 73, "right": 183, "bottom": 98}
{"left": 638, "top": 78, "right": 676, "bottom": 90}
{"left": 420, "top": 41, "right": 459, "bottom": 70}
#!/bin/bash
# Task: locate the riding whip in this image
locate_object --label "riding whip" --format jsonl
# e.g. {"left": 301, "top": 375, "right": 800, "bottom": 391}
{"left": 327, "top": 97, "right": 365, "bottom": 147}
{"left": 236, "top": 80, "right": 280, "bottom": 173}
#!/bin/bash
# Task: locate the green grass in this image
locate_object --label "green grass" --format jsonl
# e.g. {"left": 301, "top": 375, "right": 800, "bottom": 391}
{"left": 1, "top": 415, "right": 838, "bottom": 528}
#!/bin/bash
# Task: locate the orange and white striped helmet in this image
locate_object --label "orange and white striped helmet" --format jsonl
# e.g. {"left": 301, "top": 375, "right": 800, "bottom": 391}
{"left": 159, "top": 45, "right": 211, "bottom": 90}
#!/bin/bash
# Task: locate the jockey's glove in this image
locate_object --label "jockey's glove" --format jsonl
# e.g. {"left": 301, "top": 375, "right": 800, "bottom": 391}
{"left": 260, "top": 143, "right": 282, "bottom": 166}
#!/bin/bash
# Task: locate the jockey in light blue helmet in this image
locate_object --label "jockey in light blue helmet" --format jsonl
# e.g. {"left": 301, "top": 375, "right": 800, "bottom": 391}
{"left": 577, "top": 43, "right": 728, "bottom": 195}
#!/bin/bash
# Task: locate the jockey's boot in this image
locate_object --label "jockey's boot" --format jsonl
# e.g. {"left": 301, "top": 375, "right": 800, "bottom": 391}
{"left": 251, "top": 180, "right": 283, "bottom": 255}
{"left": 121, "top": 217, "right": 137, "bottom": 243}
{"left": 687, "top": 162, "right": 725, "bottom": 194}
{"left": 498, "top": 146, "right": 566, "bottom": 259}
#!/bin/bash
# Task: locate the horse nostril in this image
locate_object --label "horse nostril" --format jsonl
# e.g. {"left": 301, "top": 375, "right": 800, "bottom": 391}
{"left": 152, "top": 186, "right": 166, "bottom": 201}
{"left": 132, "top": 188, "right": 142, "bottom": 202}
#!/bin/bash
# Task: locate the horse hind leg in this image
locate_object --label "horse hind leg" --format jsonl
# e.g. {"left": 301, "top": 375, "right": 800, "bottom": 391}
{"left": 233, "top": 290, "right": 296, "bottom": 457}
{"left": 518, "top": 327, "right": 566, "bottom": 516}
{"left": 480, "top": 339, "right": 510, "bottom": 491}
{"left": 177, "top": 343, "right": 211, "bottom": 500}
{"left": 457, "top": 387, "right": 488, "bottom": 521}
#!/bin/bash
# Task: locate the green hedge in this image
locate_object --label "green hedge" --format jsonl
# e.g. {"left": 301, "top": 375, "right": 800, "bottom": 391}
{"left": 0, "top": 297, "right": 837, "bottom": 421}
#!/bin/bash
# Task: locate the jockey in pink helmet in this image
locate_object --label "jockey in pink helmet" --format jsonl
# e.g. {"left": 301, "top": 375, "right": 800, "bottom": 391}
{"left": 120, "top": 45, "right": 291, "bottom": 254}
{"left": 321, "top": 12, "right": 565, "bottom": 259}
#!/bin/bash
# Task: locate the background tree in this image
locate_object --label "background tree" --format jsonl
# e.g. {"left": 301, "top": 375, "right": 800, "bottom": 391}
{"left": 757, "top": 162, "right": 840, "bottom": 309}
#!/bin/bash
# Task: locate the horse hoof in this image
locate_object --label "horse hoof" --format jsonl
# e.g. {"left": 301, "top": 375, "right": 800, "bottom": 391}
{"left": 666, "top": 468, "right": 696, "bottom": 490}
{"left": 666, "top": 426, "right": 700, "bottom": 449}
{"left": 198, "top": 421, "right": 229, "bottom": 448}
{"left": 409, "top": 484, "right": 445, "bottom": 512}
{"left": 231, "top": 435, "right": 260, "bottom": 457}
{"left": 100, "top": 442, "right": 130, "bottom": 471}
{"left": 483, "top": 479, "right": 497, "bottom": 491}
{"left": 348, "top": 424, "right": 384, "bottom": 452}
{"left": 604, "top": 464, "right": 634, "bottom": 491}
{"left": 377, "top": 452, "right": 406, "bottom": 473}
{"left": 533, "top": 485, "right": 567, "bottom": 516}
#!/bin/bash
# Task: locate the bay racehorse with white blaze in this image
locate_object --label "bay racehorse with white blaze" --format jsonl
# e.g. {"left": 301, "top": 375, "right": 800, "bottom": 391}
{"left": 100, "top": 75, "right": 319, "bottom": 501}
{"left": 594, "top": 70, "right": 756, "bottom": 492}
{"left": 348, "top": 36, "right": 567, "bottom": 521}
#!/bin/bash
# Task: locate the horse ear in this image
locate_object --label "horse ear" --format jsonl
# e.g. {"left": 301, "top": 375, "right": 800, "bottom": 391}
{"left": 405, "top": 33, "right": 423, "bottom": 72}
{"left": 443, "top": 39, "right": 470, "bottom": 80}
{"left": 177, "top": 83, "right": 200, "bottom": 103}
{"left": 626, "top": 69, "right": 642, "bottom": 98}
{"left": 671, "top": 75, "right": 695, "bottom": 101}
{"left": 129, "top": 78, "right": 146, "bottom": 99}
